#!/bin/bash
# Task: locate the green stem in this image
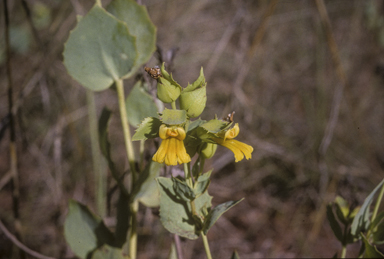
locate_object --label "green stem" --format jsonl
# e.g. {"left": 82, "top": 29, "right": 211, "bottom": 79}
{"left": 128, "top": 201, "right": 138, "bottom": 259}
{"left": 115, "top": 79, "right": 137, "bottom": 180}
{"left": 340, "top": 245, "right": 346, "bottom": 258}
{"left": 171, "top": 101, "right": 176, "bottom": 110}
{"left": 115, "top": 79, "right": 137, "bottom": 259}
{"left": 86, "top": 90, "right": 106, "bottom": 217}
{"left": 202, "top": 233, "right": 213, "bottom": 259}
{"left": 95, "top": 0, "right": 102, "bottom": 6}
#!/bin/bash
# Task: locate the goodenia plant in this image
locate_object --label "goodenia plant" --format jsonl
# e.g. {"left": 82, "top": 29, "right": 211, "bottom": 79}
{"left": 62, "top": 1, "right": 253, "bottom": 259}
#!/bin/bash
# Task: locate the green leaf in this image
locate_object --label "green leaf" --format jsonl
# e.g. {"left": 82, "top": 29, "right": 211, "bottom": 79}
{"left": 133, "top": 161, "right": 162, "bottom": 207}
{"left": 187, "top": 119, "right": 206, "bottom": 132}
{"left": 203, "top": 198, "right": 244, "bottom": 235}
{"left": 361, "top": 233, "right": 384, "bottom": 258}
{"left": 126, "top": 81, "right": 158, "bottom": 127}
{"left": 194, "top": 170, "right": 212, "bottom": 197}
{"left": 373, "top": 213, "right": 384, "bottom": 245}
{"left": 172, "top": 177, "right": 196, "bottom": 201}
{"left": 132, "top": 117, "right": 162, "bottom": 141}
{"left": 156, "top": 177, "right": 212, "bottom": 239}
{"left": 372, "top": 211, "right": 384, "bottom": 231}
{"left": 161, "top": 108, "right": 187, "bottom": 125}
{"left": 201, "top": 119, "right": 231, "bottom": 133}
{"left": 107, "top": 0, "right": 156, "bottom": 78}
{"left": 91, "top": 244, "right": 129, "bottom": 259}
{"left": 351, "top": 179, "right": 384, "bottom": 236}
{"left": 64, "top": 200, "right": 115, "bottom": 259}
{"left": 326, "top": 204, "right": 343, "bottom": 243}
{"left": 63, "top": 4, "right": 137, "bottom": 91}
{"left": 230, "top": 250, "right": 240, "bottom": 259}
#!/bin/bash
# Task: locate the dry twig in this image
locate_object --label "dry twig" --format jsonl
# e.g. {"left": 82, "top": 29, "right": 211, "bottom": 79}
{"left": 0, "top": 220, "right": 56, "bottom": 259}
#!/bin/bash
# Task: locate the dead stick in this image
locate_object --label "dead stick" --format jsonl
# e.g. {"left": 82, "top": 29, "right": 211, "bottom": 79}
{"left": 0, "top": 220, "right": 56, "bottom": 259}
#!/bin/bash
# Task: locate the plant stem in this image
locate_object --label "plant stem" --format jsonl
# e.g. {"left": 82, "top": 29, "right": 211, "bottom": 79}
{"left": 171, "top": 101, "right": 176, "bottom": 110}
{"left": 128, "top": 201, "right": 138, "bottom": 259}
{"left": 115, "top": 79, "right": 137, "bottom": 180}
{"left": 340, "top": 245, "right": 346, "bottom": 258}
{"left": 86, "top": 90, "right": 106, "bottom": 217}
{"left": 202, "top": 233, "right": 213, "bottom": 259}
{"left": 115, "top": 79, "right": 137, "bottom": 259}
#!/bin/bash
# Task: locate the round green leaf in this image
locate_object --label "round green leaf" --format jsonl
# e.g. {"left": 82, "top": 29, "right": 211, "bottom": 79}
{"left": 107, "top": 0, "right": 156, "bottom": 77}
{"left": 63, "top": 4, "right": 137, "bottom": 91}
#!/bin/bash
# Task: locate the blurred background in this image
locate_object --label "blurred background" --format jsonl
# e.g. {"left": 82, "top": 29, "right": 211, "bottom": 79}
{"left": 1, "top": 0, "right": 384, "bottom": 258}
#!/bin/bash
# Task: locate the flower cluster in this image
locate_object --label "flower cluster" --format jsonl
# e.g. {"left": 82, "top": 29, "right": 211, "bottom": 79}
{"left": 134, "top": 63, "right": 253, "bottom": 166}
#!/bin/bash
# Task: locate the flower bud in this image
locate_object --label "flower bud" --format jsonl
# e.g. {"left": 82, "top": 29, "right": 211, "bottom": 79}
{"left": 157, "top": 77, "right": 181, "bottom": 103}
{"left": 156, "top": 63, "right": 182, "bottom": 103}
{"left": 180, "top": 67, "right": 207, "bottom": 118}
{"left": 199, "top": 142, "right": 217, "bottom": 159}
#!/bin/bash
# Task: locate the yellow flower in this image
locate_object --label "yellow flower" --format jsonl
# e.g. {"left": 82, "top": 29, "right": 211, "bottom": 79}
{"left": 153, "top": 124, "right": 191, "bottom": 166}
{"left": 214, "top": 123, "right": 253, "bottom": 162}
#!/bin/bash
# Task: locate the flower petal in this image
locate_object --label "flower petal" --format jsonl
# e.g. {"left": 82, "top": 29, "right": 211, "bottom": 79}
{"left": 215, "top": 138, "right": 253, "bottom": 162}
{"left": 152, "top": 138, "right": 169, "bottom": 163}
{"left": 165, "top": 138, "right": 178, "bottom": 165}
{"left": 159, "top": 124, "right": 168, "bottom": 139}
{"left": 224, "top": 123, "right": 240, "bottom": 140}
